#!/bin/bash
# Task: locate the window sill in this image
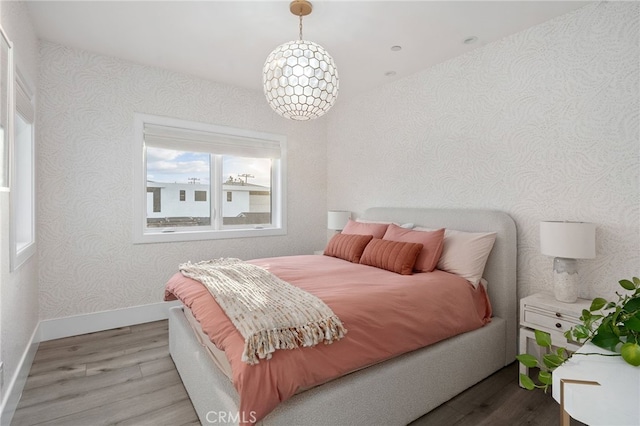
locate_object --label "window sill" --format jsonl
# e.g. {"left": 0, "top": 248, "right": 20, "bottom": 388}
{"left": 133, "top": 227, "right": 286, "bottom": 244}
{"left": 11, "top": 240, "right": 36, "bottom": 271}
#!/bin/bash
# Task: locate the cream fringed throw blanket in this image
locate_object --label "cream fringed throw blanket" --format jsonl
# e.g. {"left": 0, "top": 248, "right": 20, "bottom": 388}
{"left": 179, "top": 258, "right": 347, "bottom": 365}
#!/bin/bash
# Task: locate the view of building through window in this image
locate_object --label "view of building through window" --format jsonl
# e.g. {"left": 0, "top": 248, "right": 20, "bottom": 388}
{"left": 145, "top": 147, "right": 271, "bottom": 228}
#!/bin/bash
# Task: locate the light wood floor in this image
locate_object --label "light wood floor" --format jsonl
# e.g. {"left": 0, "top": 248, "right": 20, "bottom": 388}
{"left": 410, "top": 367, "right": 585, "bottom": 426}
{"left": 13, "top": 320, "right": 583, "bottom": 426}
{"left": 12, "top": 320, "right": 198, "bottom": 426}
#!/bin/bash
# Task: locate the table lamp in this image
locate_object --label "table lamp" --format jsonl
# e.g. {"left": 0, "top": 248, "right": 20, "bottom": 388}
{"left": 327, "top": 210, "right": 351, "bottom": 232}
{"left": 540, "top": 221, "right": 596, "bottom": 303}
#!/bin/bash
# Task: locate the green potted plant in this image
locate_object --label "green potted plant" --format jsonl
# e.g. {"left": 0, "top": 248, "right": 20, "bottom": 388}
{"left": 517, "top": 277, "right": 640, "bottom": 391}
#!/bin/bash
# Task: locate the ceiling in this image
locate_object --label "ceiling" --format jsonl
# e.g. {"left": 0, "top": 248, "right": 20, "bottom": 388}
{"left": 26, "top": 1, "right": 590, "bottom": 99}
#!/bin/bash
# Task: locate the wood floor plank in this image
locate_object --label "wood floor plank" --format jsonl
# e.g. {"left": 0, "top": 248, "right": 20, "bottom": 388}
{"left": 409, "top": 403, "right": 465, "bottom": 426}
{"left": 453, "top": 382, "right": 549, "bottom": 426}
{"left": 443, "top": 363, "right": 514, "bottom": 415}
{"left": 16, "top": 365, "right": 143, "bottom": 409}
{"left": 113, "top": 393, "right": 199, "bottom": 426}
{"left": 120, "top": 334, "right": 168, "bottom": 356}
{"left": 36, "top": 327, "right": 132, "bottom": 351}
{"left": 85, "top": 345, "right": 168, "bottom": 376}
{"left": 138, "top": 355, "right": 177, "bottom": 377}
{"left": 22, "top": 365, "right": 87, "bottom": 391}
{"left": 35, "top": 383, "right": 189, "bottom": 426}
{"left": 29, "top": 334, "right": 167, "bottom": 376}
{"left": 129, "top": 320, "right": 169, "bottom": 333}
{"left": 12, "top": 369, "right": 181, "bottom": 425}
{"left": 33, "top": 326, "right": 168, "bottom": 364}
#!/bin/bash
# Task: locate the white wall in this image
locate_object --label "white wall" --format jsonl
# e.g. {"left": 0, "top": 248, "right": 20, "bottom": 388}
{"left": 0, "top": 0, "right": 39, "bottom": 411}
{"left": 11, "top": 0, "right": 640, "bottom": 349}
{"left": 37, "top": 42, "right": 328, "bottom": 320}
{"left": 327, "top": 2, "right": 639, "bottom": 300}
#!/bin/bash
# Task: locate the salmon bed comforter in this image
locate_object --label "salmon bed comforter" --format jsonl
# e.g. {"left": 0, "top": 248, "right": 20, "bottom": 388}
{"left": 164, "top": 254, "right": 492, "bottom": 423}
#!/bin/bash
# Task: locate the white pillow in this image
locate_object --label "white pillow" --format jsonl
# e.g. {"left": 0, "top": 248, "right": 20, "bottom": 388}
{"left": 357, "top": 218, "right": 414, "bottom": 229}
{"left": 414, "top": 227, "right": 496, "bottom": 287}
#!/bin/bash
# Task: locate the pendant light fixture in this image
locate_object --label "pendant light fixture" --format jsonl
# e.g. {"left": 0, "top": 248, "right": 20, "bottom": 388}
{"left": 263, "top": 0, "right": 339, "bottom": 121}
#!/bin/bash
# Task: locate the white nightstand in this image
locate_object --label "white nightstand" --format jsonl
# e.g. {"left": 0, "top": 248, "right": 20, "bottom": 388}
{"left": 519, "top": 292, "right": 592, "bottom": 386}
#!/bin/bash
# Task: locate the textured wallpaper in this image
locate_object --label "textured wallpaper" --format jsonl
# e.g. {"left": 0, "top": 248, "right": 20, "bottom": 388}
{"left": 37, "top": 43, "right": 328, "bottom": 320}
{"left": 327, "top": 2, "right": 639, "bottom": 301}
{"left": 1, "top": 0, "right": 40, "bottom": 402}
{"left": 34, "top": 1, "right": 640, "bottom": 319}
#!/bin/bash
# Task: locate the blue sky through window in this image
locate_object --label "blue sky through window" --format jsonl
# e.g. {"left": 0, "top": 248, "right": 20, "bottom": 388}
{"left": 147, "top": 147, "right": 270, "bottom": 187}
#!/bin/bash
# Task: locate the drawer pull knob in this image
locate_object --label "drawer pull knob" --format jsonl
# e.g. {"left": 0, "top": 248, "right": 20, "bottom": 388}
{"left": 556, "top": 323, "right": 562, "bottom": 328}
{"left": 555, "top": 313, "right": 562, "bottom": 318}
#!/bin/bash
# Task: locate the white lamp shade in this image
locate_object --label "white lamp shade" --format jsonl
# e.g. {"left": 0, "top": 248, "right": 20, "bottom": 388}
{"left": 327, "top": 210, "right": 350, "bottom": 231}
{"left": 540, "top": 221, "right": 596, "bottom": 259}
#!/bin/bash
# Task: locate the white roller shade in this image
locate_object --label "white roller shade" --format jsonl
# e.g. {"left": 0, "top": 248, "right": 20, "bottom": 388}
{"left": 144, "top": 123, "right": 281, "bottom": 159}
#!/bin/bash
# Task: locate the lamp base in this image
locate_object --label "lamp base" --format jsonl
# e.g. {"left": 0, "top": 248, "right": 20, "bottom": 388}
{"left": 553, "top": 257, "right": 579, "bottom": 303}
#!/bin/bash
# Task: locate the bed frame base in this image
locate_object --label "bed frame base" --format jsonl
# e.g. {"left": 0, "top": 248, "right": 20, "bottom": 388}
{"left": 170, "top": 306, "right": 506, "bottom": 425}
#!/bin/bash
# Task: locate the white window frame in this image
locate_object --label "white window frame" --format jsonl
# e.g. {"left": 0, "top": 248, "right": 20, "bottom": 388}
{"left": 133, "top": 113, "right": 287, "bottom": 244}
{"left": 0, "top": 26, "right": 12, "bottom": 190}
{"left": 10, "top": 68, "right": 36, "bottom": 271}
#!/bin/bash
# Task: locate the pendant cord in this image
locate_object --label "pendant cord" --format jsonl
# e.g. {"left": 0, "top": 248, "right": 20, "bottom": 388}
{"left": 299, "top": 14, "right": 303, "bottom": 40}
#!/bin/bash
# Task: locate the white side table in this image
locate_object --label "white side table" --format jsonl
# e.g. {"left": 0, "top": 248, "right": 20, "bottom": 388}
{"left": 519, "top": 293, "right": 591, "bottom": 385}
{"left": 552, "top": 342, "right": 640, "bottom": 425}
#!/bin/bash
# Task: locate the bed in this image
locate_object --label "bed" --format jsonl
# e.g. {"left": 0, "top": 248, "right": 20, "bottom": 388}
{"left": 166, "top": 207, "right": 517, "bottom": 425}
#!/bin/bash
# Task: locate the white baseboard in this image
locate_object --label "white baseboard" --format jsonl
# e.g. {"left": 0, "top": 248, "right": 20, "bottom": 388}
{"left": 0, "top": 300, "right": 181, "bottom": 426}
{"left": 39, "top": 300, "right": 182, "bottom": 342}
{"left": 0, "top": 324, "right": 39, "bottom": 426}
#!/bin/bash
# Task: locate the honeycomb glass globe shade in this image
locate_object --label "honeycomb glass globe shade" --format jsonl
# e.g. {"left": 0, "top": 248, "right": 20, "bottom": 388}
{"left": 263, "top": 40, "right": 339, "bottom": 121}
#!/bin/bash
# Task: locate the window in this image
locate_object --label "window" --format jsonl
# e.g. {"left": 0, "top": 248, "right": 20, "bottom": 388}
{"left": 133, "top": 114, "right": 287, "bottom": 243}
{"left": 10, "top": 69, "right": 36, "bottom": 270}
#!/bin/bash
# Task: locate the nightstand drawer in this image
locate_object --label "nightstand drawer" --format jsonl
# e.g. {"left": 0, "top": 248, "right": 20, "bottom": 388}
{"left": 518, "top": 292, "right": 592, "bottom": 388}
{"left": 522, "top": 309, "right": 578, "bottom": 333}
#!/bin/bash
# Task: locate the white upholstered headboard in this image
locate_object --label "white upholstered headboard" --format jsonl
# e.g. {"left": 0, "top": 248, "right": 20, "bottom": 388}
{"left": 362, "top": 207, "right": 518, "bottom": 364}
